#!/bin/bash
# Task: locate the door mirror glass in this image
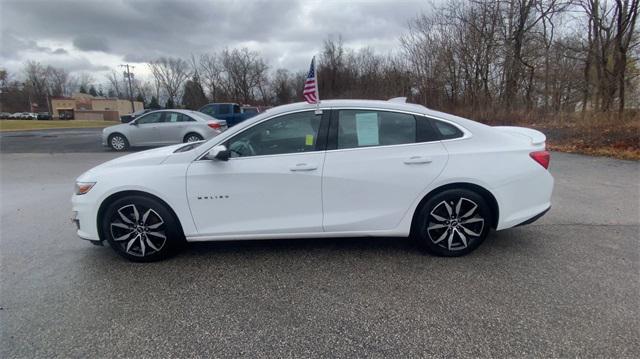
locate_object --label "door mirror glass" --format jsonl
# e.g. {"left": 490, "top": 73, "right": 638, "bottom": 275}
{"left": 205, "top": 145, "right": 230, "bottom": 161}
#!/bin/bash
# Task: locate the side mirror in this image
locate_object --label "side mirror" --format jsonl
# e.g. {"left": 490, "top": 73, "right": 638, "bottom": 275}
{"left": 205, "top": 145, "right": 230, "bottom": 161}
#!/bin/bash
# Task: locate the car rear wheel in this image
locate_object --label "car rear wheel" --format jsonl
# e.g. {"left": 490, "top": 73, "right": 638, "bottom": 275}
{"left": 184, "top": 133, "right": 203, "bottom": 143}
{"left": 101, "top": 195, "right": 183, "bottom": 262}
{"left": 109, "top": 134, "right": 129, "bottom": 151}
{"left": 413, "top": 189, "right": 491, "bottom": 256}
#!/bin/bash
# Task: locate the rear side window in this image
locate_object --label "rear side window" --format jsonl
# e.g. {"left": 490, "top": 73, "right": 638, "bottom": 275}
{"left": 337, "top": 110, "right": 416, "bottom": 149}
{"left": 433, "top": 120, "right": 464, "bottom": 140}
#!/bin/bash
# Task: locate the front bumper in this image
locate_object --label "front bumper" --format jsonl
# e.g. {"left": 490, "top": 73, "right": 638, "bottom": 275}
{"left": 71, "top": 194, "right": 100, "bottom": 241}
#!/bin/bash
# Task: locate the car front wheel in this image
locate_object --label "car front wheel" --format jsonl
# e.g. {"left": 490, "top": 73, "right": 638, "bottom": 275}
{"left": 101, "top": 195, "right": 183, "bottom": 262}
{"left": 413, "top": 189, "right": 491, "bottom": 256}
{"left": 108, "top": 134, "right": 129, "bottom": 151}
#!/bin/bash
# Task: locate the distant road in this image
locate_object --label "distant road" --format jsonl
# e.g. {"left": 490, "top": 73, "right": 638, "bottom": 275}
{"left": 0, "top": 128, "right": 105, "bottom": 153}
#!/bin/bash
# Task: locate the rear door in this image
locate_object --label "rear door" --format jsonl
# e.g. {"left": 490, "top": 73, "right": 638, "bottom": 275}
{"left": 322, "top": 109, "right": 449, "bottom": 232}
{"left": 157, "top": 111, "right": 191, "bottom": 143}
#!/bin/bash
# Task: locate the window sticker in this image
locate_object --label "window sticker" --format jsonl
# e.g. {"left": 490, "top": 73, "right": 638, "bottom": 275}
{"left": 355, "top": 112, "right": 379, "bottom": 146}
{"left": 305, "top": 134, "right": 314, "bottom": 146}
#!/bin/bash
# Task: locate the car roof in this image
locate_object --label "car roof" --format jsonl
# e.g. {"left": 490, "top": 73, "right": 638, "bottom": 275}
{"left": 266, "top": 99, "right": 429, "bottom": 115}
{"left": 256, "top": 99, "right": 490, "bottom": 132}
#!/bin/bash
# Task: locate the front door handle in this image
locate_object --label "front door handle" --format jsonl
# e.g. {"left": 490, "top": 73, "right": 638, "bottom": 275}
{"left": 290, "top": 163, "right": 317, "bottom": 171}
{"left": 403, "top": 156, "right": 432, "bottom": 165}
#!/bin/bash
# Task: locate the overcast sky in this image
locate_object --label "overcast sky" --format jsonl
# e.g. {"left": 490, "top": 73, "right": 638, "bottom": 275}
{"left": 1, "top": 0, "right": 430, "bottom": 84}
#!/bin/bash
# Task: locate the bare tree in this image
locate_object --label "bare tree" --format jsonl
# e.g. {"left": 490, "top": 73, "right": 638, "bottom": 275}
{"left": 199, "top": 53, "right": 224, "bottom": 101}
{"left": 148, "top": 57, "right": 192, "bottom": 105}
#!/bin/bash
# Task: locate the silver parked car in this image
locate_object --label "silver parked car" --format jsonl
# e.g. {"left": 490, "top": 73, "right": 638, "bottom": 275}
{"left": 102, "top": 109, "right": 227, "bottom": 151}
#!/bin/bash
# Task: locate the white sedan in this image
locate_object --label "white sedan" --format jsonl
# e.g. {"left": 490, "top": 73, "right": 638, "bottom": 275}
{"left": 72, "top": 99, "right": 553, "bottom": 262}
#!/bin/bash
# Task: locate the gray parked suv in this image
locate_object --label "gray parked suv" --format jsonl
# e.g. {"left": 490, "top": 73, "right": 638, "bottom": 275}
{"left": 102, "top": 109, "right": 227, "bottom": 151}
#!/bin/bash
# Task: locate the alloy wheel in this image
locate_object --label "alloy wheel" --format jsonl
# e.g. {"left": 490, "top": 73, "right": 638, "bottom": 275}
{"left": 111, "top": 136, "right": 126, "bottom": 150}
{"left": 426, "top": 197, "right": 485, "bottom": 251}
{"left": 109, "top": 204, "right": 166, "bottom": 257}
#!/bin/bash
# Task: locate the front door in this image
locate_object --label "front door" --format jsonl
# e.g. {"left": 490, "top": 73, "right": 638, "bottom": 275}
{"left": 186, "top": 110, "right": 328, "bottom": 236}
{"left": 129, "top": 111, "right": 165, "bottom": 146}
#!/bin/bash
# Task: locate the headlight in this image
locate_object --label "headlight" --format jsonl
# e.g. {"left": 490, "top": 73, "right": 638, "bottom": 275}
{"left": 75, "top": 182, "right": 96, "bottom": 195}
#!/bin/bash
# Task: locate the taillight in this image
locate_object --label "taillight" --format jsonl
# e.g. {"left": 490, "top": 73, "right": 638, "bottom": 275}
{"left": 530, "top": 150, "right": 550, "bottom": 169}
{"left": 207, "top": 122, "right": 221, "bottom": 130}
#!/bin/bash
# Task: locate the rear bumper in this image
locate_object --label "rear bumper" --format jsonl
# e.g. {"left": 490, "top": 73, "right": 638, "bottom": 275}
{"left": 515, "top": 206, "right": 550, "bottom": 227}
{"left": 493, "top": 169, "right": 554, "bottom": 230}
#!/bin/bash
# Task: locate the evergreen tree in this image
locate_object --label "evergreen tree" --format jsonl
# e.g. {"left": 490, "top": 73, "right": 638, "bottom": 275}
{"left": 182, "top": 75, "right": 208, "bottom": 110}
{"left": 135, "top": 93, "right": 146, "bottom": 107}
{"left": 165, "top": 98, "right": 175, "bottom": 109}
{"left": 149, "top": 96, "right": 161, "bottom": 109}
{"left": 79, "top": 85, "right": 87, "bottom": 94}
{"left": 98, "top": 86, "right": 105, "bottom": 97}
{"left": 88, "top": 85, "right": 98, "bottom": 97}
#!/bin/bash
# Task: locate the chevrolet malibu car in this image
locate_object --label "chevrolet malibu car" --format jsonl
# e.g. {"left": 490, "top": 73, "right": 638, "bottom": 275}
{"left": 102, "top": 109, "right": 227, "bottom": 151}
{"left": 73, "top": 99, "right": 553, "bottom": 262}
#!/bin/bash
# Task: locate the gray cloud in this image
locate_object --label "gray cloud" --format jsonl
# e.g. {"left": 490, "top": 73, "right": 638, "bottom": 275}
{"left": 0, "top": 0, "right": 429, "bottom": 77}
{"left": 73, "top": 35, "right": 110, "bottom": 52}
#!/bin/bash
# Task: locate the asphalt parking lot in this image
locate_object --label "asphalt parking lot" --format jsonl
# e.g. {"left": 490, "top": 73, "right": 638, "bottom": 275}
{"left": 1, "top": 131, "right": 638, "bottom": 357}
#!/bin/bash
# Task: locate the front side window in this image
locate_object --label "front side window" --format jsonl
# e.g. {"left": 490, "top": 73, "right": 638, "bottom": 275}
{"left": 226, "top": 111, "right": 321, "bottom": 158}
{"left": 337, "top": 110, "right": 416, "bottom": 149}
{"left": 136, "top": 112, "right": 163, "bottom": 124}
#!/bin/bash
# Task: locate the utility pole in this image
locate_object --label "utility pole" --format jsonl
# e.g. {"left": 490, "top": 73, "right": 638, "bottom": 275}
{"left": 119, "top": 64, "right": 135, "bottom": 113}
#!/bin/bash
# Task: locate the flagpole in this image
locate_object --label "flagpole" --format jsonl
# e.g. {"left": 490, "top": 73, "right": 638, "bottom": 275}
{"left": 314, "top": 56, "right": 321, "bottom": 114}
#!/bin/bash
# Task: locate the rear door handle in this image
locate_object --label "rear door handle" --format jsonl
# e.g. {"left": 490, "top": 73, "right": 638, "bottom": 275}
{"left": 403, "top": 156, "right": 432, "bottom": 165}
{"left": 290, "top": 163, "right": 318, "bottom": 171}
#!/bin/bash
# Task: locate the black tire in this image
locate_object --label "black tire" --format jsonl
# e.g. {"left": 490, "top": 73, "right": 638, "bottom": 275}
{"left": 183, "top": 133, "right": 203, "bottom": 143}
{"left": 101, "top": 195, "right": 184, "bottom": 262}
{"left": 108, "top": 133, "right": 129, "bottom": 151}
{"left": 412, "top": 188, "right": 492, "bottom": 256}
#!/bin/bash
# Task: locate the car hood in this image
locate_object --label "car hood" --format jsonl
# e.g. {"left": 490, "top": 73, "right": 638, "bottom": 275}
{"left": 78, "top": 144, "right": 186, "bottom": 180}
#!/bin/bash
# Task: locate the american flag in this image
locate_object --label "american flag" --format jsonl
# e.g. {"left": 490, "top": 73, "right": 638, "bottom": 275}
{"left": 303, "top": 57, "right": 318, "bottom": 104}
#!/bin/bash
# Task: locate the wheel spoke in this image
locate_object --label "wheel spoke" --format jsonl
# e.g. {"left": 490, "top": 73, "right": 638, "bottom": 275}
{"left": 455, "top": 198, "right": 463, "bottom": 216}
{"left": 447, "top": 230, "right": 455, "bottom": 250}
{"left": 431, "top": 213, "right": 448, "bottom": 222}
{"left": 142, "top": 208, "right": 152, "bottom": 225}
{"left": 457, "top": 229, "right": 468, "bottom": 247}
{"left": 460, "top": 224, "right": 482, "bottom": 237}
{"left": 113, "top": 230, "right": 135, "bottom": 242}
{"left": 433, "top": 229, "right": 449, "bottom": 244}
{"left": 132, "top": 205, "right": 140, "bottom": 222}
{"left": 461, "top": 202, "right": 478, "bottom": 218}
{"left": 428, "top": 223, "right": 447, "bottom": 230}
{"left": 126, "top": 234, "right": 139, "bottom": 252}
{"left": 461, "top": 217, "right": 484, "bottom": 224}
{"left": 118, "top": 208, "right": 134, "bottom": 224}
{"left": 139, "top": 235, "right": 146, "bottom": 256}
{"left": 443, "top": 201, "right": 453, "bottom": 216}
{"left": 111, "top": 222, "right": 130, "bottom": 230}
{"left": 145, "top": 234, "right": 161, "bottom": 251}
{"left": 147, "top": 231, "right": 166, "bottom": 239}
